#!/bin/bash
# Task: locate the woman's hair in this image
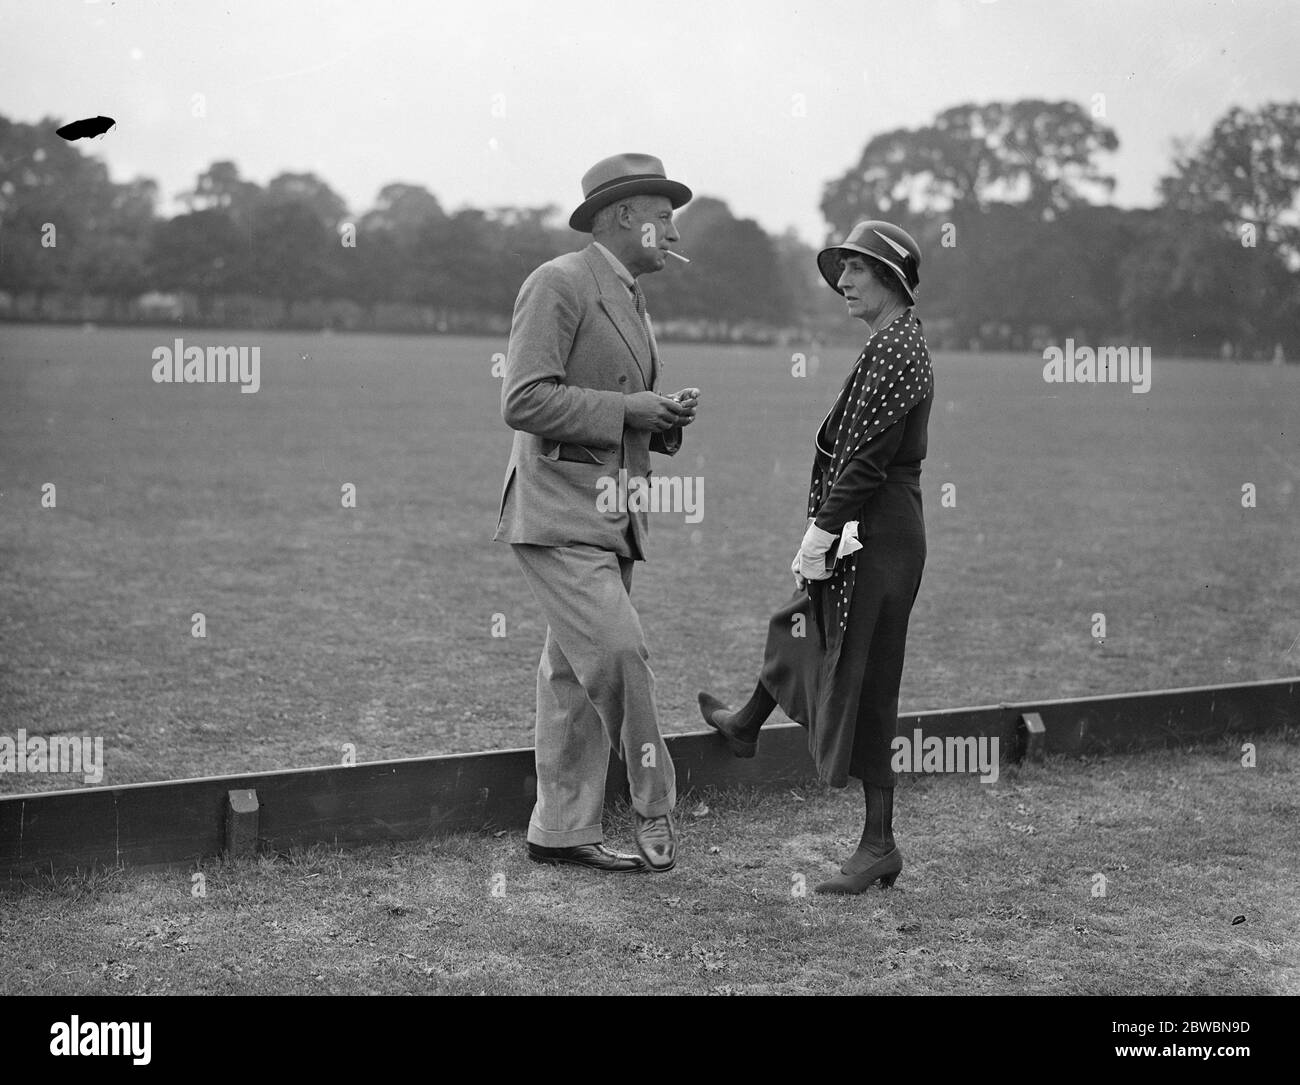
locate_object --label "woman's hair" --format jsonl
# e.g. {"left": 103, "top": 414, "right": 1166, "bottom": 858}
{"left": 866, "top": 257, "right": 908, "bottom": 303}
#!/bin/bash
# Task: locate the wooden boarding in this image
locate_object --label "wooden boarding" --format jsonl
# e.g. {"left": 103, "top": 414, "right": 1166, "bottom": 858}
{"left": 1, "top": 677, "right": 1295, "bottom": 885}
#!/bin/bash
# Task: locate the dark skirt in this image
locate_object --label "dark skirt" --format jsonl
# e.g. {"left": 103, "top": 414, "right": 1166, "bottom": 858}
{"left": 759, "top": 481, "right": 926, "bottom": 788}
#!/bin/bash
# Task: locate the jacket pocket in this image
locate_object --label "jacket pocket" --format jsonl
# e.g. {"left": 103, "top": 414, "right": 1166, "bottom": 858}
{"left": 561, "top": 443, "right": 605, "bottom": 464}
{"left": 539, "top": 439, "right": 607, "bottom": 464}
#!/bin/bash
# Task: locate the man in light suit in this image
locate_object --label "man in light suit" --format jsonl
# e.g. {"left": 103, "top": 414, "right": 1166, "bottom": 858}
{"left": 493, "top": 153, "right": 699, "bottom": 873}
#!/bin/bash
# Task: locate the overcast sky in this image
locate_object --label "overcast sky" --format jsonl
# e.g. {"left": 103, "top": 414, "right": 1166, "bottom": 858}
{"left": 2, "top": 0, "right": 1297, "bottom": 244}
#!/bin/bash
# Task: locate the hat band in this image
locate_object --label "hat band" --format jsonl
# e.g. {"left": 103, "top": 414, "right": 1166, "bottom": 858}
{"left": 831, "top": 245, "right": 913, "bottom": 282}
{"left": 582, "top": 173, "right": 669, "bottom": 200}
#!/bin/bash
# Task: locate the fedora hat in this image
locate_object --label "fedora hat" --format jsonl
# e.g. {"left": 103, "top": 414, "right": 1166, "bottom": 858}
{"left": 569, "top": 153, "right": 692, "bottom": 232}
{"left": 817, "top": 220, "right": 921, "bottom": 303}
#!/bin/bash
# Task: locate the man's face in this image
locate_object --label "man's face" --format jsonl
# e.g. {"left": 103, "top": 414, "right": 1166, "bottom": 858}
{"left": 622, "top": 195, "right": 680, "bottom": 276}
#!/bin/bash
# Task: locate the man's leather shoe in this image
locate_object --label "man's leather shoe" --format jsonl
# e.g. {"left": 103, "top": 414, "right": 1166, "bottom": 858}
{"left": 634, "top": 812, "right": 678, "bottom": 871}
{"left": 527, "top": 842, "right": 648, "bottom": 873}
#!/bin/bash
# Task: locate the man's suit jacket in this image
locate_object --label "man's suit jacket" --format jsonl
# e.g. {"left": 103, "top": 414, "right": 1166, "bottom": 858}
{"left": 493, "top": 243, "right": 682, "bottom": 560}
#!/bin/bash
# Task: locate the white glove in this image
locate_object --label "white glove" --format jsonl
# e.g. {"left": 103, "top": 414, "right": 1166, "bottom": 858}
{"left": 791, "top": 522, "right": 838, "bottom": 586}
{"left": 837, "top": 520, "right": 862, "bottom": 559}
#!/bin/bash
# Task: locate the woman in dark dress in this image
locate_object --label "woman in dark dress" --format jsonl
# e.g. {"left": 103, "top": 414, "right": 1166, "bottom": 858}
{"left": 699, "top": 219, "right": 933, "bottom": 895}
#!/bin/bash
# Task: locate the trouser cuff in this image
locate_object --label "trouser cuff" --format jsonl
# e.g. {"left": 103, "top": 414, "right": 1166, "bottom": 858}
{"left": 632, "top": 792, "right": 677, "bottom": 819}
{"left": 526, "top": 816, "right": 604, "bottom": 848}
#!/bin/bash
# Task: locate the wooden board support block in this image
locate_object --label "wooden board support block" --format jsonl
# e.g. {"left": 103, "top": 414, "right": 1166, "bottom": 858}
{"left": 224, "top": 789, "right": 260, "bottom": 858}
{"left": 1017, "top": 712, "right": 1047, "bottom": 763}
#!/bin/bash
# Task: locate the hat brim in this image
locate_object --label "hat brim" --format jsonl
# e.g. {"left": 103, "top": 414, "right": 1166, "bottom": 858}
{"left": 817, "top": 244, "right": 917, "bottom": 304}
{"left": 569, "top": 179, "right": 693, "bottom": 232}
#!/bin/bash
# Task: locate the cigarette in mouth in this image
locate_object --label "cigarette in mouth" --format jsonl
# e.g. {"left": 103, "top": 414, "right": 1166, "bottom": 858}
{"left": 665, "top": 250, "right": 690, "bottom": 263}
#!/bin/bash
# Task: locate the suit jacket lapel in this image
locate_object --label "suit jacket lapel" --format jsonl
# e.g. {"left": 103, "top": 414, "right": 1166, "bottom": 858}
{"left": 583, "top": 246, "right": 653, "bottom": 390}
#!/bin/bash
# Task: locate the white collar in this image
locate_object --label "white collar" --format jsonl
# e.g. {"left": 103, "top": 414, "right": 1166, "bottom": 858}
{"left": 592, "top": 241, "right": 637, "bottom": 290}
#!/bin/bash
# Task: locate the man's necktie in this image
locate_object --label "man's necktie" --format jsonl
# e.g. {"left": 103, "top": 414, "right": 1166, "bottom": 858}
{"left": 631, "top": 281, "right": 660, "bottom": 385}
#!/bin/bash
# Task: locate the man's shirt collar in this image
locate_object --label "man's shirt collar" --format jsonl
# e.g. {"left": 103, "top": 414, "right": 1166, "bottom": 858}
{"left": 592, "top": 241, "right": 637, "bottom": 291}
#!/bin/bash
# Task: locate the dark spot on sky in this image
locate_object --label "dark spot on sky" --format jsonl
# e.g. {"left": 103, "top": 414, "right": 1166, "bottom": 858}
{"left": 55, "top": 116, "right": 117, "bottom": 141}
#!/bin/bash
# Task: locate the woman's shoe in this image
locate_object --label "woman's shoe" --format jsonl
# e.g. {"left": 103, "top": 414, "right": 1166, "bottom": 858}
{"left": 814, "top": 846, "right": 903, "bottom": 894}
{"left": 697, "top": 692, "right": 758, "bottom": 758}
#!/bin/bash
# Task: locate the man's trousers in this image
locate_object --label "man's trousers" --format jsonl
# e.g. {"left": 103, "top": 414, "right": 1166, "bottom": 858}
{"left": 512, "top": 543, "right": 677, "bottom": 847}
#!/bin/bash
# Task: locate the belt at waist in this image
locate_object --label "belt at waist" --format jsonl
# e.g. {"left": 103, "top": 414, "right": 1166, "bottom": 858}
{"left": 884, "top": 463, "right": 921, "bottom": 482}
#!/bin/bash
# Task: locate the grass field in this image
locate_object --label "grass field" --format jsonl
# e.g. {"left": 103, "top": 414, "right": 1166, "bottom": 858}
{"left": 1, "top": 325, "right": 1298, "bottom": 791}
{"left": 2, "top": 739, "right": 1296, "bottom": 995}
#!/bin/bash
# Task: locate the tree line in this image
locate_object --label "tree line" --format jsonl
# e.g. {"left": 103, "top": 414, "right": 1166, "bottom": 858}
{"left": 1, "top": 99, "right": 1297, "bottom": 356}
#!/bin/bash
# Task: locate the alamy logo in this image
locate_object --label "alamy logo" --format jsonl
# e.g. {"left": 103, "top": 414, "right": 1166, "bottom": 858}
{"left": 891, "top": 729, "right": 1000, "bottom": 783}
{"left": 596, "top": 469, "right": 703, "bottom": 523}
{"left": 1042, "top": 340, "right": 1152, "bottom": 393}
{"left": 0, "top": 730, "right": 103, "bottom": 784}
{"left": 151, "top": 339, "right": 261, "bottom": 393}
{"left": 50, "top": 1017, "right": 151, "bottom": 1065}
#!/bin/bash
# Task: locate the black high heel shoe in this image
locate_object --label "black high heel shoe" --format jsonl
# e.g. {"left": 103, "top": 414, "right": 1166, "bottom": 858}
{"left": 813, "top": 846, "right": 903, "bottom": 894}
{"left": 697, "top": 692, "right": 758, "bottom": 758}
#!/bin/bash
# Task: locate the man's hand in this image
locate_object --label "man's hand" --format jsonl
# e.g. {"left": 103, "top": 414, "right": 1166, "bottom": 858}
{"left": 624, "top": 390, "right": 692, "bottom": 433}
{"left": 668, "top": 387, "right": 700, "bottom": 426}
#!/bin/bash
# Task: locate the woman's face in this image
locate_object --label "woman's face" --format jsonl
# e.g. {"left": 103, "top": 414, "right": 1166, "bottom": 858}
{"left": 837, "top": 255, "right": 897, "bottom": 323}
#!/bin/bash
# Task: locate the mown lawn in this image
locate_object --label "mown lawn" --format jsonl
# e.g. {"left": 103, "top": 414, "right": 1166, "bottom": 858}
{"left": 1, "top": 326, "right": 1297, "bottom": 791}
{"left": 2, "top": 735, "right": 1295, "bottom": 995}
